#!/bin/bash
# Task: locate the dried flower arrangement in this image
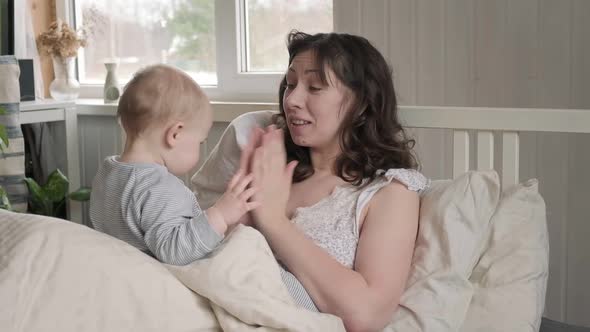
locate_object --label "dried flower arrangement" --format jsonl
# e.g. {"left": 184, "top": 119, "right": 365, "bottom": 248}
{"left": 36, "top": 7, "right": 104, "bottom": 60}
{"left": 37, "top": 20, "right": 88, "bottom": 59}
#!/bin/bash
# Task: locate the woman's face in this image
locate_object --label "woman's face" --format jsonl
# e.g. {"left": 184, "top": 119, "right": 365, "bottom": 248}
{"left": 283, "top": 49, "right": 352, "bottom": 153}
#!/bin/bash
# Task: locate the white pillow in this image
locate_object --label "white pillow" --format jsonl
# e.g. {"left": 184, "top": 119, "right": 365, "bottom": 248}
{"left": 191, "top": 110, "right": 276, "bottom": 209}
{"left": 460, "top": 179, "right": 549, "bottom": 332}
{"left": 385, "top": 171, "right": 501, "bottom": 331}
{"left": 0, "top": 209, "right": 218, "bottom": 332}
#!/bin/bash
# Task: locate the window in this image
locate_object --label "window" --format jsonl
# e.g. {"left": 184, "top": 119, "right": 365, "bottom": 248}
{"left": 243, "top": 0, "right": 333, "bottom": 72}
{"left": 65, "top": 0, "right": 333, "bottom": 100}
{"left": 74, "top": 0, "right": 216, "bottom": 86}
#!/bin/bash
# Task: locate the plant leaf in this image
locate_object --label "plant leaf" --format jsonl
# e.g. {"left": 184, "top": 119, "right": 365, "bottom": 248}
{"left": 44, "top": 169, "right": 69, "bottom": 203}
{"left": 24, "top": 177, "right": 50, "bottom": 215}
{"left": 0, "top": 186, "right": 11, "bottom": 211}
{"left": 0, "top": 106, "right": 8, "bottom": 151}
{"left": 69, "top": 187, "right": 91, "bottom": 201}
{"left": 0, "top": 125, "right": 8, "bottom": 151}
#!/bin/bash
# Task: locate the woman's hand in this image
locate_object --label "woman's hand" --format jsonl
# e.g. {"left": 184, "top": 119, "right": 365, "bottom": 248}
{"left": 250, "top": 126, "right": 298, "bottom": 228}
{"left": 230, "top": 126, "right": 265, "bottom": 228}
{"left": 239, "top": 126, "right": 264, "bottom": 174}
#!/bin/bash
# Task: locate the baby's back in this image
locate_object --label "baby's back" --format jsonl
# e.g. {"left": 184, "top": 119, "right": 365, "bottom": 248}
{"left": 89, "top": 156, "right": 220, "bottom": 263}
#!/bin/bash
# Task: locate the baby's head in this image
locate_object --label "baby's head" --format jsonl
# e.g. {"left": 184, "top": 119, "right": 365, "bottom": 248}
{"left": 118, "top": 64, "right": 212, "bottom": 175}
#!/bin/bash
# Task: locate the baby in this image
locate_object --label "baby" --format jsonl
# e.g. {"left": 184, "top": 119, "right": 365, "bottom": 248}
{"left": 90, "top": 64, "right": 257, "bottom": 265}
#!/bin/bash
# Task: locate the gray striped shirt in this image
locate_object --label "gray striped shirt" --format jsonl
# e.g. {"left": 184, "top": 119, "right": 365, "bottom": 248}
{"left": 90, "top": 156, "right": 222, "bottom": 265}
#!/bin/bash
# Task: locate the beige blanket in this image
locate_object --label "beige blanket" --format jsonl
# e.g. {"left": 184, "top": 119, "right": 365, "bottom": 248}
{"left": 0, "top": 209, "right": 344, "bottom": 332}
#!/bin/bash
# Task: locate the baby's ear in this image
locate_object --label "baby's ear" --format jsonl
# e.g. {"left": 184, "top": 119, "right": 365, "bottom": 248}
{"left": 164, "top": 121, "right": 184, "bottom": 148}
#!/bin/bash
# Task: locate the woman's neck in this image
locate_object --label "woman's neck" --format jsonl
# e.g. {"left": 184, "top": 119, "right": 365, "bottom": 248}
{"left": 309, "top": 145, "right": 340, "bottom": 176}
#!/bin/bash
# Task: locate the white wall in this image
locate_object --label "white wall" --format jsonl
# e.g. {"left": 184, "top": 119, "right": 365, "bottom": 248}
{"left": 75, "top": 0, "right": 590, "bottom": 326}
{"left": 333, "top": 0, "right": 590, "bottom": 325}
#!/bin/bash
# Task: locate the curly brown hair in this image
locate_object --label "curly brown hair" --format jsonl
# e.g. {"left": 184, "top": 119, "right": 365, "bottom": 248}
{"left": 275, "top": 31, "right": 418, "bottom": 187}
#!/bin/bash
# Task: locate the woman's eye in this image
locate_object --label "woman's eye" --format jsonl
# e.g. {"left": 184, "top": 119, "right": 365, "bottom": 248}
{"left": 286, "top": 83, "right": 296, "bottom": 89}
{"left": 309, "top": 86, "right": 322, "bottom": 91}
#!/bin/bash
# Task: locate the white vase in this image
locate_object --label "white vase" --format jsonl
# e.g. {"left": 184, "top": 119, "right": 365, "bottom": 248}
{"left": 49, "top": 56, "right": 80, "bottom": 101}
{"left": 104, "top": 62, "right": 121, "bottom": 104}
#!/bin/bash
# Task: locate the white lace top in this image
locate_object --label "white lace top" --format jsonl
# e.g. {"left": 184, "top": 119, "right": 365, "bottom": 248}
{"left": 281, "top": 168, "right": 429, "bottom": 311}
{"left": 292, "top": 168, "right": 430, "bottom": 268}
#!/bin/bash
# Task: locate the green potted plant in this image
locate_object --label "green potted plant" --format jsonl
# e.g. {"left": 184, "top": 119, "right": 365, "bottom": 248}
{"left": 0, "top": 106, "right": 90, "bottom": 216}
{"left": 24, "top": 169, "right": 90, "bottom": 217}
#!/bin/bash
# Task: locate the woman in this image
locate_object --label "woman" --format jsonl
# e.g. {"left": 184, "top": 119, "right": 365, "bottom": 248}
{"left": 240, "top": 31, "right": 429, "bottom": 332}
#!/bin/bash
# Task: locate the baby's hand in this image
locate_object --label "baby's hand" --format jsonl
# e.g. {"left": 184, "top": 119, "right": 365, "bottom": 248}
{"left": 209, "top": 171, "right": 259, "bottom": 230}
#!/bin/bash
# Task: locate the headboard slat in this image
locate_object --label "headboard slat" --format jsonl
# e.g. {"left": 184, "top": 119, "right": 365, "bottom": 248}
{"left": 453, "top": 130, "right": 470, "bottom": 179}
{"left": 502, "top": 132, "right": 520, "bottom": 188}
{"left": 477, "top": 131, "right": 495, "bottom": 171}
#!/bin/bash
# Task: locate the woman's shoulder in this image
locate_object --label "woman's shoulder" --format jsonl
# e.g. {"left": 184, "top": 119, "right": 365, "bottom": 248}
{"left": 371, "top": 168, "right": 430, "bottom": 193}
{"left": 351, "top": 168, "right": 427, "bottom": 235}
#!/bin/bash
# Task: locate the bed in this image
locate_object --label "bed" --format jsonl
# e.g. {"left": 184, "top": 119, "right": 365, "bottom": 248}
{"left": 2, "top": 103, "right": 590, "bottom": 331}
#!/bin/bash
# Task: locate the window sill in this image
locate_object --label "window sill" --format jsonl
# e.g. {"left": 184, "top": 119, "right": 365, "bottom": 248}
{"left": 75, "top": 99, "right": 279, "bottom": 122}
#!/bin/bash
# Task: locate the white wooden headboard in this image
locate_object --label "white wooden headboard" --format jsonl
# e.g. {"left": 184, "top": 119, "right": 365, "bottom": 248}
{"left": 77, "top": 102, "right": 590, "bottom": 188}
{"left": 203, "top": 103, "right": 590, "bottom": 189}
{"left": 396, "top": 106, "right": 590, "bottom": 188}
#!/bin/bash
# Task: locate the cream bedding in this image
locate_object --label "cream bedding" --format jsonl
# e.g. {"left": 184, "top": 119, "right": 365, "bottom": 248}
{"left": 0, "top": 167, "right": 549, "bottom": 331}
{"left": 0, "top": 209, "right": 344, "bottom": 332}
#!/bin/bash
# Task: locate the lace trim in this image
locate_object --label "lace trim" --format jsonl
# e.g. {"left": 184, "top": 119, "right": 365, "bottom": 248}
{"left": 375, "top": 168, "right": 430, "bottom": 193}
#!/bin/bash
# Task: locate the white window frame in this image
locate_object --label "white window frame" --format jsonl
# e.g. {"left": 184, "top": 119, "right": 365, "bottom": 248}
{"left": 57, "top": 0, "right": 335, "bottom": 102}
